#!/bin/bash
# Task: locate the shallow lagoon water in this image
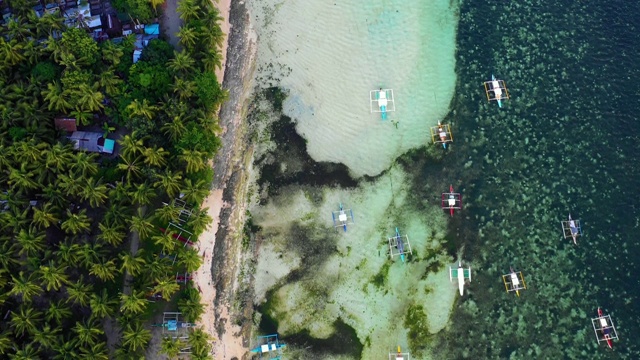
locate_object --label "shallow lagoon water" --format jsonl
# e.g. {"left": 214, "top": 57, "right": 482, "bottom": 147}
{"left": 245, "top": 0, "right": 640, "bottom": 358}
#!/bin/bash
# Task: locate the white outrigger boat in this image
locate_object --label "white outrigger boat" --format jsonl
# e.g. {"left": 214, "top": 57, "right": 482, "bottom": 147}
{"left": 388, "top": 227, "right": 412, "bottom": 263}
{"left": 429, "top": 121, "right": 453, "bottom": 149}
{"left": 561, "top": 214, "right": 582, "bottom": 245}
{"left": 331, "top": 203, "right": 354, "bottom": 232}
{"left": 483, "top": 75, "right": 509, "bottom": 108}
{"left": 250, "top": 334, "right": 286, "bottom": 359}
{"left": 449, "top": 261, "right": 471, "bottom": 296}
{"left": 591, "top": 307, "right": 618, "bottom": 349}
{"left": 502, "top": 268, "right": 526, "bottom": 296}
{"left": 370, "top": 88, "right": 396, "bottom": 120}
{"left": 389, "top": 346, "right": 410, "bottom": 360}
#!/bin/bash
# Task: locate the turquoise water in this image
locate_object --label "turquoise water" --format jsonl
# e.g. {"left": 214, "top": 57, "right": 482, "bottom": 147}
{"left": 247, "top": 0, "right": 640, "bottom": 358}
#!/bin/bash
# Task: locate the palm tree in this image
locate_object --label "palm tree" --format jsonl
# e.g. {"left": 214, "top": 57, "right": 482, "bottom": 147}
{"left": 73, "top": 318, "right": 104, "bottom": 347}
{"left": 61, "top": 209, "right": 92, "bottom": 235}
{"left": 89, "top": 289, "right": 117, "bottom": 319}
{"left": 126, "top": 99, "right": 157, "bottom": 120}
{"left": 38, "top": 260, "right": 70, "bottom": 291}
{"left": 119, "top": 291, "right": 148, "bottom": 315}
{"left": 154, "top": 170, "right": 183, "bottom": 198}
{"left": 10, "top": 305, "right": 43, "bottom": 337}
{"left": 161, "top": 114, "right": 188, "bottom": 143}
{"left": 121, "top": 321, "right": 151, "bottom": 352}
{"left": 0, "top": 242, "right": 19, "bottom": 269}
{"left": 142, "top": 146, "right": 168, "bottom": 167}
{"left": 154, "top": 201, "right": 181, "bottom": 224}
{"left": 16, "top": 228, "right": 46, "bottom": 257}
{"left": 108, "top": 182, "right": 132, "bottom": 206}
{"left": 8, "top": 166, "right": 39, "bottom": 192}
{"left": 8, "top": 343, "right": 41, "bottom": 360}
{"left": 77, "top": 84, "right": 104, "bottom": 112}
{"left": 44, "top": 143, "right": 73, "bottom": 173}
{"left": 101, "top": 41, "right": 123, "bottom": 66}
{"left": 42, "top": 81, "right": 72, "bottom": 112}
{"left": 176, "top": 26, "right": 197, "bottom": 50}
{"left": 0, "top": 38, "right": 26, "bottom": 66}
{"left": 187, "top": 208, "right": 213, "bottom": 235}
{"left": 66, "top": 276, "right": 94, "bottom": 307}
{"left": 117, "top": 154, "right": 143, "bottom": 183}
{"left": 8, "top": 271, "right": 42, "bottom": 303}
{"left": 177, "top": 287, "right": 203, "bottom": 322}
{"left": 177, "top": 247, "right": 202, "bottom": 273}
{"left": 77, "top": 243, "right": 105, "bottom": 270}
{"left": 52, "top": 336, "right": 79, "bottom": 360}
{"left": 147, "top": 257, "right": 172, "bottom": 284}
{"left": 70, "top": 107, "right": 94, "bottom": 126}
{"left": 31, "top": 202, "right": 60, "bottom": 230}
{"left": 96, "top": 221, "right": 126, "bottom": 246}
{"left": 45, "top": 299, "right": 72, "bottom": 325}
{"left": 202, "top": 47, "right": 224, "bottom": 73}
{"left": 152, "top": 279, "right": 180, "bottom": 301}
{"left": 103, "top": 202, "right": 130, "bottom": 227}
{"left": 54, "top": 240, "right": 81, "bottom": 267}
{"left": 42, "top": 184, "right": 67, "bottom": 210}
{"left": 79, "top": 341, "right": 109, "bottom": 360}
{"left": 181, "top": 178, "right": 209, "bottom": 204}
{"left": 130, "top": 182, "right": 156, "bottom": 206}
{"left": 98, "top": 69, "right": 122, "bottom": 97}
{"left": 80, "top": 177, "right": 108, "bottom": 208}
{"left": 151, "top": 230, "right": 178, "bottom": 254}
{"left": 188, "top": 328, "right": 212, "bottom": 357}
{"left": 119, "top": 250, "right": 146, "bottom": 277}
{"left": 70, "top": 152, "right": 99, "bottom": 178}
{"left": 172, "top": 77, "right": 197, "bottom": 101}
{"left": 168, "top": 50, "right": 195, "bottom": 74}
{"left": 58, "top": 173, "right": 84, "bottom": 198}
{"left": 33, "top": 324, "right": 60, "bottom": 351}
{"left": 179, "top": 149, "right": 206, "bottom": 173}
{"left": 177, "top": 0, "right": 201, "bottom": 21}
{"left": 0, "top": 330, "right": 11, "bottom": 355}
{"left": 160, "top": 336, "right": 182, "bottom": 358}
{"left": 89, "top": 258, "right": 117, "bottom": 282}
{"left": 128, "top": 208, "right": 155, "bottom": 240}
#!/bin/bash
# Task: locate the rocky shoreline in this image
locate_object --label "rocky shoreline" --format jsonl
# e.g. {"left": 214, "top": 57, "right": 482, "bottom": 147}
{"left": 209, "top": 0, "right": 258, "bottom": 358}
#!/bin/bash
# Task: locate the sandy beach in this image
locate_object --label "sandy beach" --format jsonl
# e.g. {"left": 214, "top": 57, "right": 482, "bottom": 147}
{"left": 156, "top": 0, "right": 255, "bottom": 358}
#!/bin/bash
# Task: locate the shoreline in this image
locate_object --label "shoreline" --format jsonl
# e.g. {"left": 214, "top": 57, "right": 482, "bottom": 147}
{"left": 194, "top": 0, "right": 257, "bottom": 358}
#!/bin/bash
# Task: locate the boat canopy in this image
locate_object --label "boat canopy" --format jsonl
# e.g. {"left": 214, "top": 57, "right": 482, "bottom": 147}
{"left": 483, "top": 78, "right": 510, "bottom": 103}
{"left": 430, "top": 123, "right": 453, "bottom": 146}
{"left": 370, "top": 89, "right": 396, "bottom": 115}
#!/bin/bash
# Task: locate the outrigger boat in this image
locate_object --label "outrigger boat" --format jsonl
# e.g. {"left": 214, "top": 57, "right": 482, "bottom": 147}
{"left": 331, "top": 203, "right": 355, "bottom": 232}
{"left": 449, "top": 261, "right": 471, "bottom": 296}
{"left": 370, "top": 88, "right": 396, "bottom": 120}
{"left": 561, "top": 214, "right": 582, "bottom": 245}
{"left": 502, "top": 268, "right": 526, "bottom": 296}
{"left": 250, "top": 334, "right": 286, "bottom": 359}
{"left": 591, "top": 307, "right": 618, "bottom": 349}
{"left": 483, "top": 75, "right": 509, "bottom": 108}
{"left": 441, "top": 185, "right": 462, "bottom": 217}
{"left": 388, "top": 227, "right": 412, "bottom": 263}
{"left": 429, "top": 121, "right": 453, "bottom": 149}
{"left": 389, "top": 346, "right": 410, "bottom": 360}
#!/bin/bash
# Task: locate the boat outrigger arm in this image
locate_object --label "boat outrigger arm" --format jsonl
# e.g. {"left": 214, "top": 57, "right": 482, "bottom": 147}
{"left": 370, "top": 88, "right": 396, "bottom": 120}
{"left": 430, "top": 121, "right": 453, "bottom": 149}
{"left": 331, "top": 203, "right": 355, "bottom": 232}
{"left": 591, "top": 308, "right": 619, "bottom": 349}
{"left": 449, "top": 261, "right": 471, "bottom": 296}
{"left": 561, "top": 214, "right": 582, "bottom": 245}
{"left": 388, "top": 227, "right": 412, "bottom": 263}
{"left": 483, "top": 75, "right": 510, "bottom": 108}
{"left": 502, "top": 269, "right": 527, "bottom": 296}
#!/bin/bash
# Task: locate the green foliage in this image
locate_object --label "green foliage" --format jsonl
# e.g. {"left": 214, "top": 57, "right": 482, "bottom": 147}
{"left": 112, "top": 0, "right": 154, "bottom": 22}
{"left": 128, "top": 61, "right": 172, "bottom": 102}
{"left": 140, "top": 39, "right": 175, "bottom": 66}
{"left": 176, "top": 122, "right": 221, "bottom": 157}
{"left": 8, "top": 127, "right": 28, "bottom": 141}
{"left": 31, "top": 61, "right": 58, "bottom": 82}
{"left": 194, "top": 70, "right": 224, "bottom": 112}
{"left": 60, "top": 28, "right": 99, "bottom": 65}
{"left": 403, "top": 305, "right": 431, "bottom": 355}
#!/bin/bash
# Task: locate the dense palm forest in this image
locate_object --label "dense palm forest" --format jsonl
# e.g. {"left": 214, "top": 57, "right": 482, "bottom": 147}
{"left": 0, "top": 0, "right": 226, "bottom": 358}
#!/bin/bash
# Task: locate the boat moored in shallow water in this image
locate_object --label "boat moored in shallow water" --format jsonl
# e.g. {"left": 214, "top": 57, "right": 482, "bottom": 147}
{"left": 483, "top": 75, "right": 510, "bottom": 108}
{"left": 441, "top": 185, "right": 462, "bottom": 217}
{"left": 592, "top": 308, "right": 618, "bottom": 349}
{"left": 331, "top": 203, "right": 354, "bottom": 232}
{"left": 389, "top": 346, "right": 410, "bottom": 360}
{"left": 370, "top": 88, "right": 396, "bottom": 120}
{"left": 430, "top": 121, "right": 453, "bottom": 149}
{"left": 502, "top": 267, "right": 527, "bottom": 296}
{"left": 561, "top": 214, "right": 582, "bottom": 245}
{"left": 449, "top": 261, "right": 471, "bottom": 296}
{"left": 388, "top": 227, "right": 412, "bottom": 263}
